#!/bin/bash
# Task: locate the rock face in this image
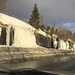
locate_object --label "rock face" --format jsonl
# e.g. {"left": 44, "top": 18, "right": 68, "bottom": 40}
{"left": 68, "top": 39, "right": 74, "bottom": 50}
{"left": 51, "top": 34, "right": 58, "bottom": 49}
{"left": 35, "top": 33, "right": 51, "bottom": 48}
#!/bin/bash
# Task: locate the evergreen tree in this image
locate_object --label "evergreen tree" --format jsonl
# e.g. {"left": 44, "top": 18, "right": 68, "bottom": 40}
{"left": 46, "top": 26, "right": 51, "bottom": 34}
{"left": 51, "top": 27, "right": 55, "bottom": 34}
{"left": 55, "top": 29, "right": 58, "bottom": 35}
{"left": 46, "top": 26, "right": 51, "bottom": 32}
{"left": 51, "top": 24, "right": 55, "bottom": 35}
{"left": 40, "top": 24, "right": 45, "bottom": 31}
{"left": 29, "top": 4, "right": 40, "bottom": 29}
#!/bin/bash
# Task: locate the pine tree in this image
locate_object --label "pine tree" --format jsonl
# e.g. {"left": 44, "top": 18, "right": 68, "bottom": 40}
{"left": 51, "top": 27, "right": 55, "bottom": 34}
{"left": 40, "top": 24, "right": 45, "bottom": 31}
{"left": 29, "top": 4, "right": 40, "bottom": 29}
{"left": 46, "top": 26, "right": 51, "bottom": 34}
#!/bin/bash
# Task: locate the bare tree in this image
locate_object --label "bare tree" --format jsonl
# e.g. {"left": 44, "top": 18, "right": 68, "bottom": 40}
{"left": 55, "top": 26, "right": 74, "bottom": 41}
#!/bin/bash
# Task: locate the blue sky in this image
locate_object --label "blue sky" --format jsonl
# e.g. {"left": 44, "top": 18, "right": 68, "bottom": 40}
{"left": 6, "top": 0, "right": 75, "bottom": 33}
{"left": 63, "top": 22, "right": 75, "bottom": 33}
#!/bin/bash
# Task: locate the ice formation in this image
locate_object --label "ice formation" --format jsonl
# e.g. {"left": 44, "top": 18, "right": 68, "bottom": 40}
{"left": 0, "top": 13, "right": 38, "bottom": 47}
{"left": 0, "top": 13, "right": 75, "bottom": 49}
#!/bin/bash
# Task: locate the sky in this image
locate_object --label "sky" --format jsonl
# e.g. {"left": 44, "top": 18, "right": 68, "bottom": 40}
{"left": 6, "top": 0, "right": 75, "bottom": 33}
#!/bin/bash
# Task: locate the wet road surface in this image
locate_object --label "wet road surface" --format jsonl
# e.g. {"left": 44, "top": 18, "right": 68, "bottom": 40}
{"left": 0, "top": 55, "right": 75, "bottom": 75}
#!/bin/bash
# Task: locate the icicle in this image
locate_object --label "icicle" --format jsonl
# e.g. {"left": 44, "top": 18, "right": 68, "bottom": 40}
{"left": 6, "top": 26, "right": 11, "bottom": 46}
{"left": 0, "top": 27, "right": 2, "bottom": 36}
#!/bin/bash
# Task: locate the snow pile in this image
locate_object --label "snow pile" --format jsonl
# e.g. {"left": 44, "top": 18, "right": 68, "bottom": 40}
{"left": 52, "top": 34, "right": 58, "bottom": 38}
{"left": 0, "top": 13, "right": 36, "bottom": 31}
{"left": 36, "top": 29, "right": 51, "bottom": 38}
{"left": 36, "top": 29, "right": 47, "bottom": 36}
{"left": 0, "top": 13, "right": 38, "bottom": 47}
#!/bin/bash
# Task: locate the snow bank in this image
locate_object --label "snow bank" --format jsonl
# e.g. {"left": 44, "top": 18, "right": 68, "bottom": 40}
{"left": 36, "top": 29, "right": 51, "bottom": 38}
{"left": 0, "top": 13, "right": 36, "bottom": 31}
{"left": 0, "top": 13, "right": 38, "bottom": 47}
{"left": 36, "top": 29, "right": 47, "bottom": 36}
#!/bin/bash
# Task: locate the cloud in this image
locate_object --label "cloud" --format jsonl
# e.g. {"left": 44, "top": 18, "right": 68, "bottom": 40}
{"left": 62, "top": 22, "right": 75, "bottom": 32}
{"left": 7, "top": 0, "right": 75, "bottom": 32}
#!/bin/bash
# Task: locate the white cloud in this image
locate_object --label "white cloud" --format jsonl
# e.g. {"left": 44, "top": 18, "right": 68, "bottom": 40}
{"left": 62, "top": 22, "right": 75, "bottom": 31}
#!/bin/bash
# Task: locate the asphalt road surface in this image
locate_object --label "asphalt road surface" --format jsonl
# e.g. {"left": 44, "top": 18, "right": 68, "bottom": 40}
{"left": 0, "top": 55, "right": 75, "bottom": 75}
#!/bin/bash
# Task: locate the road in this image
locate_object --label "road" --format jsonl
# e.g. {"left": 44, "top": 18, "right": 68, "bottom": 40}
{"left": 0, "top": 55, "right": 75, "bottom": 75}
